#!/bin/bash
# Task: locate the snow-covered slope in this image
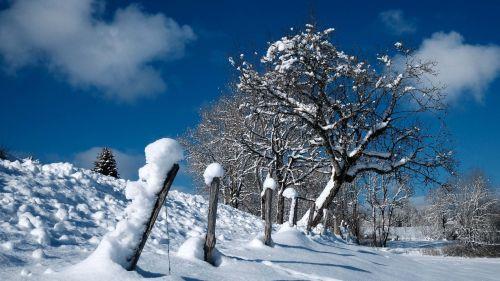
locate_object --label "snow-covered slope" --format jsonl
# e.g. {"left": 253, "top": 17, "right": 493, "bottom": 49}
{"left": 1, "top": 159, "right": 499, "bottom": 280}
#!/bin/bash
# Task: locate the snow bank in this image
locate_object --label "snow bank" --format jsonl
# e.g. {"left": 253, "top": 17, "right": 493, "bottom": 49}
{"left": 274, "top": 224, "right": 313, "bottom": 248}
{"left": 0, "top": 157, "right": 262, "bottom": 279}
{"left": 2, "top": 158, "right": 500, "bottom": 280}
{"left": 203, "top": 163, "right": 224, "bottom": 186}
{"left": 81, "top": 138, "right": 183, "bottom": 269}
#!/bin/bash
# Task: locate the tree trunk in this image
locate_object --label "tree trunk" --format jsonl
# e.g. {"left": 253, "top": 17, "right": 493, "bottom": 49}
{"left": 204, "top": 177, "right": 220, "bottom": 265}
{"left": 310, "top": 178, "right": 342, "bottom": 227}
{"left": 264, "top": 188, "right": 273, "bottom": 246}
{"left": 372, "top": 204, "right": 377, "bottom": 246}
{"left": 126, "top": 164, "right": 179, "bottom": 271}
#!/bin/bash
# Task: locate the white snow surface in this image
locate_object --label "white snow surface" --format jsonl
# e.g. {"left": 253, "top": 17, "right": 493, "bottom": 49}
{"left": 1, "top": 158, "right": 500, "bottom": 281}
{"left": 203, "top": 163, "right": 224, "bottom": 186}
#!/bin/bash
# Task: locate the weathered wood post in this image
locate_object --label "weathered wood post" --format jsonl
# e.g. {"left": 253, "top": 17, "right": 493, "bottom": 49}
{"left": 333, "top": 215, "right": 340, "bottom": 236}
{"left": 264, "top": 187, "right": 273, "bottom": 246}
{"left": 262, "top": 173, "right": 276, "bottom": 246}
{"left": 291, "top": 196, "right": 298, "bottom": 226}
{"left": 260, "top": 195, "right": 266, "bottom": 220}
{"left": 322, "top": 208, "right": 329, "bottom": 235}
{"left": 204, "top": 177, "right": 220, "bottom": 265}
{"left": 306, "top": 201, "right": 315, "bottom": 234}
{"left": 127, "top": 163, "right": 179, "bottom": 271}
{"left": 202, "top": 162, "right": 224, "bottom": 265}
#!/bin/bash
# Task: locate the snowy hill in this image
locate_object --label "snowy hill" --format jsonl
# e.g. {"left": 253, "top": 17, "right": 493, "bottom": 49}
{"left": 1, "top": 158, "right": 499, "bottom": 280}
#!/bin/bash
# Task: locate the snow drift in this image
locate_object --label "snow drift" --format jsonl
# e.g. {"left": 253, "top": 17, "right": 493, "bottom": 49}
{"left": 1, "top": 158, "right": 499, "bottom": 280}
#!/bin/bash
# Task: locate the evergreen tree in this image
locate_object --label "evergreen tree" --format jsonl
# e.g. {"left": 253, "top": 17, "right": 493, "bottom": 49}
{"left": 93, "top": 148, "right": 119, "bottom": 178}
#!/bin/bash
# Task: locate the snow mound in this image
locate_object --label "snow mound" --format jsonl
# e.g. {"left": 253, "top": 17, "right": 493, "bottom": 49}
{"left": 178, "top": 236, "right": 205, "bottom": 261}
{"left": 274, "top": 224, "right": 313, "bottom": 248}
{"left": 203, "top": 163, "right": 224, "bottom": 186}
{"left": 2, "top": 158, "right": 498, "bottom": 281}
{"left": 0, "top": 157, "right": 262, "bottom": 279}
{"left": 0, "top": 158, "right": 127, "bottom": 252}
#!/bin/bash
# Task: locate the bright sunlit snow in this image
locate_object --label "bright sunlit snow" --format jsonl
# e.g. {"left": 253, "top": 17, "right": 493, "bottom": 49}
{"left": 1, "top": 158, "right": 499, "bottom": 280}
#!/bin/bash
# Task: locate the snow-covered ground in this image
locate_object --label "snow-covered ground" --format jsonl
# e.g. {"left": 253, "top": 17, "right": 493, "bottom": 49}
{"left": 1, "top": 158, "right": 499, "bottom": 280}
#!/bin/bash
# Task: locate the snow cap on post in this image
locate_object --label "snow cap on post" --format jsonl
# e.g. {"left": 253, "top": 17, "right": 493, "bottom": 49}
{"left": 282, "top": 187, "right": 298, "bottom": 199}
{"left": 261, "top": 173, "right": 277, "bottom": 197}
{"left": 263, "top": 174, "right": 277, "bottom": 190}
{"left": 203, "top": 163, "right": 224, "bottom": 186}
{"left": 137, "top": 138, "right": 183, "bottom": 196}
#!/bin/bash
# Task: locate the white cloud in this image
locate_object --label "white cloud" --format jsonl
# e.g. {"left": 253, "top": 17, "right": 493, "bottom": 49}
{"left": 73, "top": 147, "right": 144, "bottom": 180}
{"left": 414, "top": 31, "right": 500, "bottom": 102}
{"left": 379, "top": 9, "right": 416, "bottom": 35}
{"left": 0, "top": 0, "right": 195, "bottom": 100}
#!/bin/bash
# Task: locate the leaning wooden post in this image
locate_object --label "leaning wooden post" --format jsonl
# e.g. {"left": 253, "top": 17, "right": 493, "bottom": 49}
{"left": 262, "top": 173, "right": 276, "bottom": 246}
{"left": 306, "top": 201, "right": 315, "bottom": 234}
{"left": 127, "top": 163, "right": 179, "bottom": 271}
{"left": 203, "top": 163, "right": 224, "bottom": 265}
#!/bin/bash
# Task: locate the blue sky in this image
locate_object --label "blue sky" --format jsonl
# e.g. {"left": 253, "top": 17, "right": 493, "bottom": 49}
{"left": 0, "top": 0, "right": 499, "bottom": 192}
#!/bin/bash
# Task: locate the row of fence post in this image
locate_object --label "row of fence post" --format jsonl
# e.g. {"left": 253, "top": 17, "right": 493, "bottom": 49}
{"left": 123, "top": 163, "right": 333, "bottom": 270}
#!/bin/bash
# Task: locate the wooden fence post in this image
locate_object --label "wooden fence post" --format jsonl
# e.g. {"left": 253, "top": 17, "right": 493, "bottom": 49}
{"left": 264, "top": 188, "right": 273, "bottom": 246}
{"left": 306, "top": 201, "right": 315, "bottom": 234}
{"left": 290, "top": 197, "right": 298, "bottom": 226}
{"left": 260, "top": 195, "right": 266, "bottom": 220}
{"left": 322, "top": 208, "right": 329, "bottom": 235}
{"left": 333, "top": 215, "right": 340, "bottom": 236}
{"left": 204, "top": 177, "right": 221, "bottom": 265}
{"left": 126, "top": 163, "right": 179, "bottom": 271}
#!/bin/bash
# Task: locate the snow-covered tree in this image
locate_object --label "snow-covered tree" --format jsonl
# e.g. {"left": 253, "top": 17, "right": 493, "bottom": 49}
{"left": 183, "top": 89, "right": 324, "bottom": 220}
{"left": 427, "top": 172, "right": 498, "bottom": 244}
{"left": 234, "top": 24, "right": 453, "bottom": 226}
{"left": 238, "top": 92, "right": 324, "bottom": 223}
{"left": 363, "top": 174, "right": 411, "bottom": 247}
{"left": 425, "top": 186, "right": 453, "bottom": 239}
{"left": 181, "top": 94, "right": 258, "bottom": 211}
{"left": 93, "top": 148, "right": 119, "bottom": 178}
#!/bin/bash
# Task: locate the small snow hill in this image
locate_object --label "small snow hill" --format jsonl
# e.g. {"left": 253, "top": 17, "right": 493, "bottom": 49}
{"left": 1, "top": 158, "right": 499, "bottom": 280}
